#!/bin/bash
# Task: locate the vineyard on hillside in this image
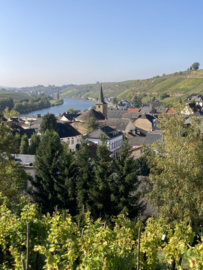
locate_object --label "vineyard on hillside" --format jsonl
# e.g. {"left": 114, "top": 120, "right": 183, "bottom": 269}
{"left": 1, "top": 194, "right": 203, "bottom": 270}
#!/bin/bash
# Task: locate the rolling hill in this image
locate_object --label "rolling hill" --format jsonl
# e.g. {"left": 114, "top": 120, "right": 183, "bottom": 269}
{"left": 0, "top": 90, "right": 33, "bottom": 101}
{"left": 61, "top": 69, "right": 203, "bottom": 104}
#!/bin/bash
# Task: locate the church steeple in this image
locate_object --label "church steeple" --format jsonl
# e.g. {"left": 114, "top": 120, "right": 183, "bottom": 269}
{"left": 97, "top": 85, "right": 106, "bottom": 104}
{"left": 95, "top": 84, "right": 107, "bottom": 118}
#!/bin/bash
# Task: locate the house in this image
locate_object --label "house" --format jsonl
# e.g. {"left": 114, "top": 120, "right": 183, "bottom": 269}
{"left": 181, "top": 105, "right": 194, "bottom": 116}
{"left": 122, "top": 112, "right": 141, "bottom": 122}
{"left": 107, "top": 108, "right": 127, "bottom": 118}
{"left": 125, "top": 108, "right": 140, "bottom": 113}
{"left": 70, "top": 121, "right": 88, "bottom": 135}
{"left": 57, "top": 123, "right": 82, "bottom": 152}
{"left": 104, "top": 118, "right": 135, "bottom": 134}
{"left": 86, "top": 126, "right": 123, "bottom": 157}
{"left": 88, "top": 141, "right": 113, "bottom": 158}
{"left": 144, "top": 131, "right": 163, "bottom": 145}
{"left": 155, "top": 108, "right": 169, "bottom": 114}
{"left": 60, "top": 112, "right": 81, "bottom": 122}
{"left": 140, "top": 104, "right": 156, "bottom": 114}
{"left": 75, "top": 108, "right": 105, "bottom": 122}
{"left": 166, "top": 108, "right": 175, "bottom": 115}
{"left": 12, "top": 154, "right": 36, "bottom": 189}
{"left": 134, "top": 114, "right": 157, "bottom": 132}
{"left": 117, "top": 101, "right": 129, "bottom": 110}
{"left": 185, "top": 94, "right": 203, "bottom": 106}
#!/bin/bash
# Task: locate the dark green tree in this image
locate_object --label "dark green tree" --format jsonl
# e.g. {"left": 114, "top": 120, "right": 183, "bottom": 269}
{"left": 75, "top": 138, "right": 95, "bottom": 217}
{"left": 111, "top": 140, "right": 145, "bottom": 218}
{"left": 191, "top": 62, "right": 200, "bottom": 70}
{"left": 20, "top": 134, "right": 29, "bottom": 154}
{"left": 14, "top": 132, "right": 21, "bottom": 153}
{"left": 133, "top": 95, "right": 142, "bottom": 108}
{"left": 31, "top": 130, "right": 64, "bottom": 213}
{"left": 57, "top": 144, "right": 77, "bottom": 216}
{"left": 90, "top": 134, "right": 113, "bottom": 221}
{"left": 29, "top": 133, "right": 40, "bottom": 154}
{"left": 40, "top": 113, "right": 58, "bottom": 133}
{"left": 85, "top": 116, "right": 98, "bottom": 133}
{"left": 57, "top": 90, "right": 59, "bottom": 100}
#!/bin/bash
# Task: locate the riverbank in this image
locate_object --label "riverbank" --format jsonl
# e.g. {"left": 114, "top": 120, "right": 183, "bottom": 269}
{"left": 50, "top": 98, "right": 64, "bottom": 106}
{"left": 20, "top": 98, "right": 95, "bottom": 116}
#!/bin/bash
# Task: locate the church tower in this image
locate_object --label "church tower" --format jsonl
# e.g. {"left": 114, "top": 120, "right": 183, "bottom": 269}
{"left": 96, "top": 85, "right": 107, "bottom": 118}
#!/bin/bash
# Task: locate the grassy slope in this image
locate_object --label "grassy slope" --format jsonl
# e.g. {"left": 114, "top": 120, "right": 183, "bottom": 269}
{"left": 0, "top": 90, "right": 33, "bottom": 101}
{"left": 61, "top": 69, "right": 203, "bottom": 103}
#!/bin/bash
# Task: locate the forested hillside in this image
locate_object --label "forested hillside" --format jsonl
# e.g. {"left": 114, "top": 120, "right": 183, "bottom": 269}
{"left": 61, "top": 69, "right": 203, "bottom": 103}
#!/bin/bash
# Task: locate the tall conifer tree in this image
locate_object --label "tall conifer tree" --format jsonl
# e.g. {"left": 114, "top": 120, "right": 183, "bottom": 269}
{"left": 75, "top": 138, "right": 95, "bottom": 217}
{"left": 111, "top": 140, "right": 145, "bottom": 218}
{"left": 31, "top": 130, "right": 64, "bottom": 213}
{"left": 90, "top": 134, "right": 113, "bottom": 221}
{"left": 29, "top": 133, "right": 40, "bottom": 154}
{"left": 57, "top": 144, "right": 77, "bottom": 216}
{"left": 20, "top": 134, "right": 29, "bottom": 154}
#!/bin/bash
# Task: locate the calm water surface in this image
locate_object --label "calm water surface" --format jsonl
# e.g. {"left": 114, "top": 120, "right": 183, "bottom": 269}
{"left": 20, "top": 98, "right": 95, "bottom": 116}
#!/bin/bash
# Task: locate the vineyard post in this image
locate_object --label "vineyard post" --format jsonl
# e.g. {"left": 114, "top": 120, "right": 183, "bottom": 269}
{"left": 137, "top": 227, "right": 141, "bottom": 270}
{"left": 39, "top": 207, "right": 42, "bottom": 220}
{"left": 81, "top": 228, "right": 84, "bottom": 238}
{"left": 27, "top": 222, "right": 30, "bottom": 270}
{"left": 78, "top": 219, "right": 80, "bottom": 230}
{"left": 82, "top": 205, "right": 84, "bottom": 221}
{"left": 104, "top": 221, "right": 106, "bottom": 230}
{"left": 21, "top": 257, "right": 26, "bottom": 270}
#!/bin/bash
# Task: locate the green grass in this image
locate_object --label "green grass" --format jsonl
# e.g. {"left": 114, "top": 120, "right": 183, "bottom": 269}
{"left": 0, "top": 90, "right": 32, "bottom": 101}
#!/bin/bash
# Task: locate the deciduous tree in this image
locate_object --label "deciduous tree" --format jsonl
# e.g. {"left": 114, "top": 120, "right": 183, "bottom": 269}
{"left": 145, "top": 107, "right": 203, "bottom": 222}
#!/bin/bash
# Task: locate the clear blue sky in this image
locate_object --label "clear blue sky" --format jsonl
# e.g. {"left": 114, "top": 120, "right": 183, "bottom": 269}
{"left": 0, "top": 0, "right": 202, "bottom": 87}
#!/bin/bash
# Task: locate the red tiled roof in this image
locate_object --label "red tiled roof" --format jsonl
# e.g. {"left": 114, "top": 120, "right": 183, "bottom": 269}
{"left": 125, "top": 108, "right": 140, "bottom": 114}
{"left": 166, "top": 108, "right": 175, "bottom": 114}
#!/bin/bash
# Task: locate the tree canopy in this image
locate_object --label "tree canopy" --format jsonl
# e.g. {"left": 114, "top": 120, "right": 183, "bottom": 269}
{"left": 40, "top": 113, "right": 58, "bottom": 133}
{"left": 145, "top": 107, "right": 203, "bottom": 222}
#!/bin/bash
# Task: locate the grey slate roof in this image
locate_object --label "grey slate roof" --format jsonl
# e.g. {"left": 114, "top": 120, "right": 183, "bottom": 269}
{"left": 87, "top": 126, "right": 123, "bottom": 139}
{"left": 122, "top": 112, "right": 141, "bottom": 119}
{"left": 104, "top": 118, "right": 132, "bottom": 131}
{"left": 144, "top": 131, "right": 162, "bottom": 145}
{"left": 96, "top": 86, "right": 107, "bottom": 105}
{"left": 76, "top": 109, "right": 105, "bottom": 121}
{"left": 12, "top": 154, "right": 35, "bottom": 166}
{"left": 140, "top": 106, "right": 156, "bottom": 114}
{"left": 57, "top": 123, "right": 81, "bottom": 138}
{"left": 155, "top": 108, "right": 168, "bottom": 113}
{"left": 194, "top": 111, "right": 203, "bottom": 117}
{"left": 107, "top": 109, "right": 126, "bottom": 119}
{"left": 128, "top": 136, "right": 146, "bottom": 146}
{"left": 61, "top": 113, "right": 81, "bottom": 121}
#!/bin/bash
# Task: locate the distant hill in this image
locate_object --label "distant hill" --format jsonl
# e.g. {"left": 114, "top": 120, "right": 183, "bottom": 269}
{"left": 61, "top": 69, "right": 203, "bottom": 104}
{"left": 0, "top": 90, "right": 33, "bottom": 101}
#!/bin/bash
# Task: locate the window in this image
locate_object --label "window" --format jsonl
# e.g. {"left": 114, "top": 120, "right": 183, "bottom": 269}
{"left": 77, "top": 138, "right": 80, "bottom": 143}
{"left": 71, "top": 138, "right": 74, "bottom": 144}
{"left": 98, "top": 105, "right": 100, "bottom": 108}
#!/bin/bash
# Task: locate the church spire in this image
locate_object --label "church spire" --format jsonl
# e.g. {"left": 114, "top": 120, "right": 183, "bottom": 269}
{"left": 97, "top": 85, "right": 106, "bottom": 104}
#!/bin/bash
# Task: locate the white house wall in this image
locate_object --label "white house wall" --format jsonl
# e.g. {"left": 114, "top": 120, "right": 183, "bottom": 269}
{"left": 87, "top": 135, "right": 123, "bottom": 157}
{"left": 60, "top": 135, "right": 82, "bottom": 151}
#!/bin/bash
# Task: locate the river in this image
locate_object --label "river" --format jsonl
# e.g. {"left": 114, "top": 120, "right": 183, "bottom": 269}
{"left": 20, "top": 98, "right": 95, "bottom": 116}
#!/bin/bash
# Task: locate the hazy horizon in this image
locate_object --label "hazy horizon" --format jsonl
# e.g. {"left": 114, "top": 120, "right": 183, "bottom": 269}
{"left": 1, "top": 0, "right": 202, "bottom": 88}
